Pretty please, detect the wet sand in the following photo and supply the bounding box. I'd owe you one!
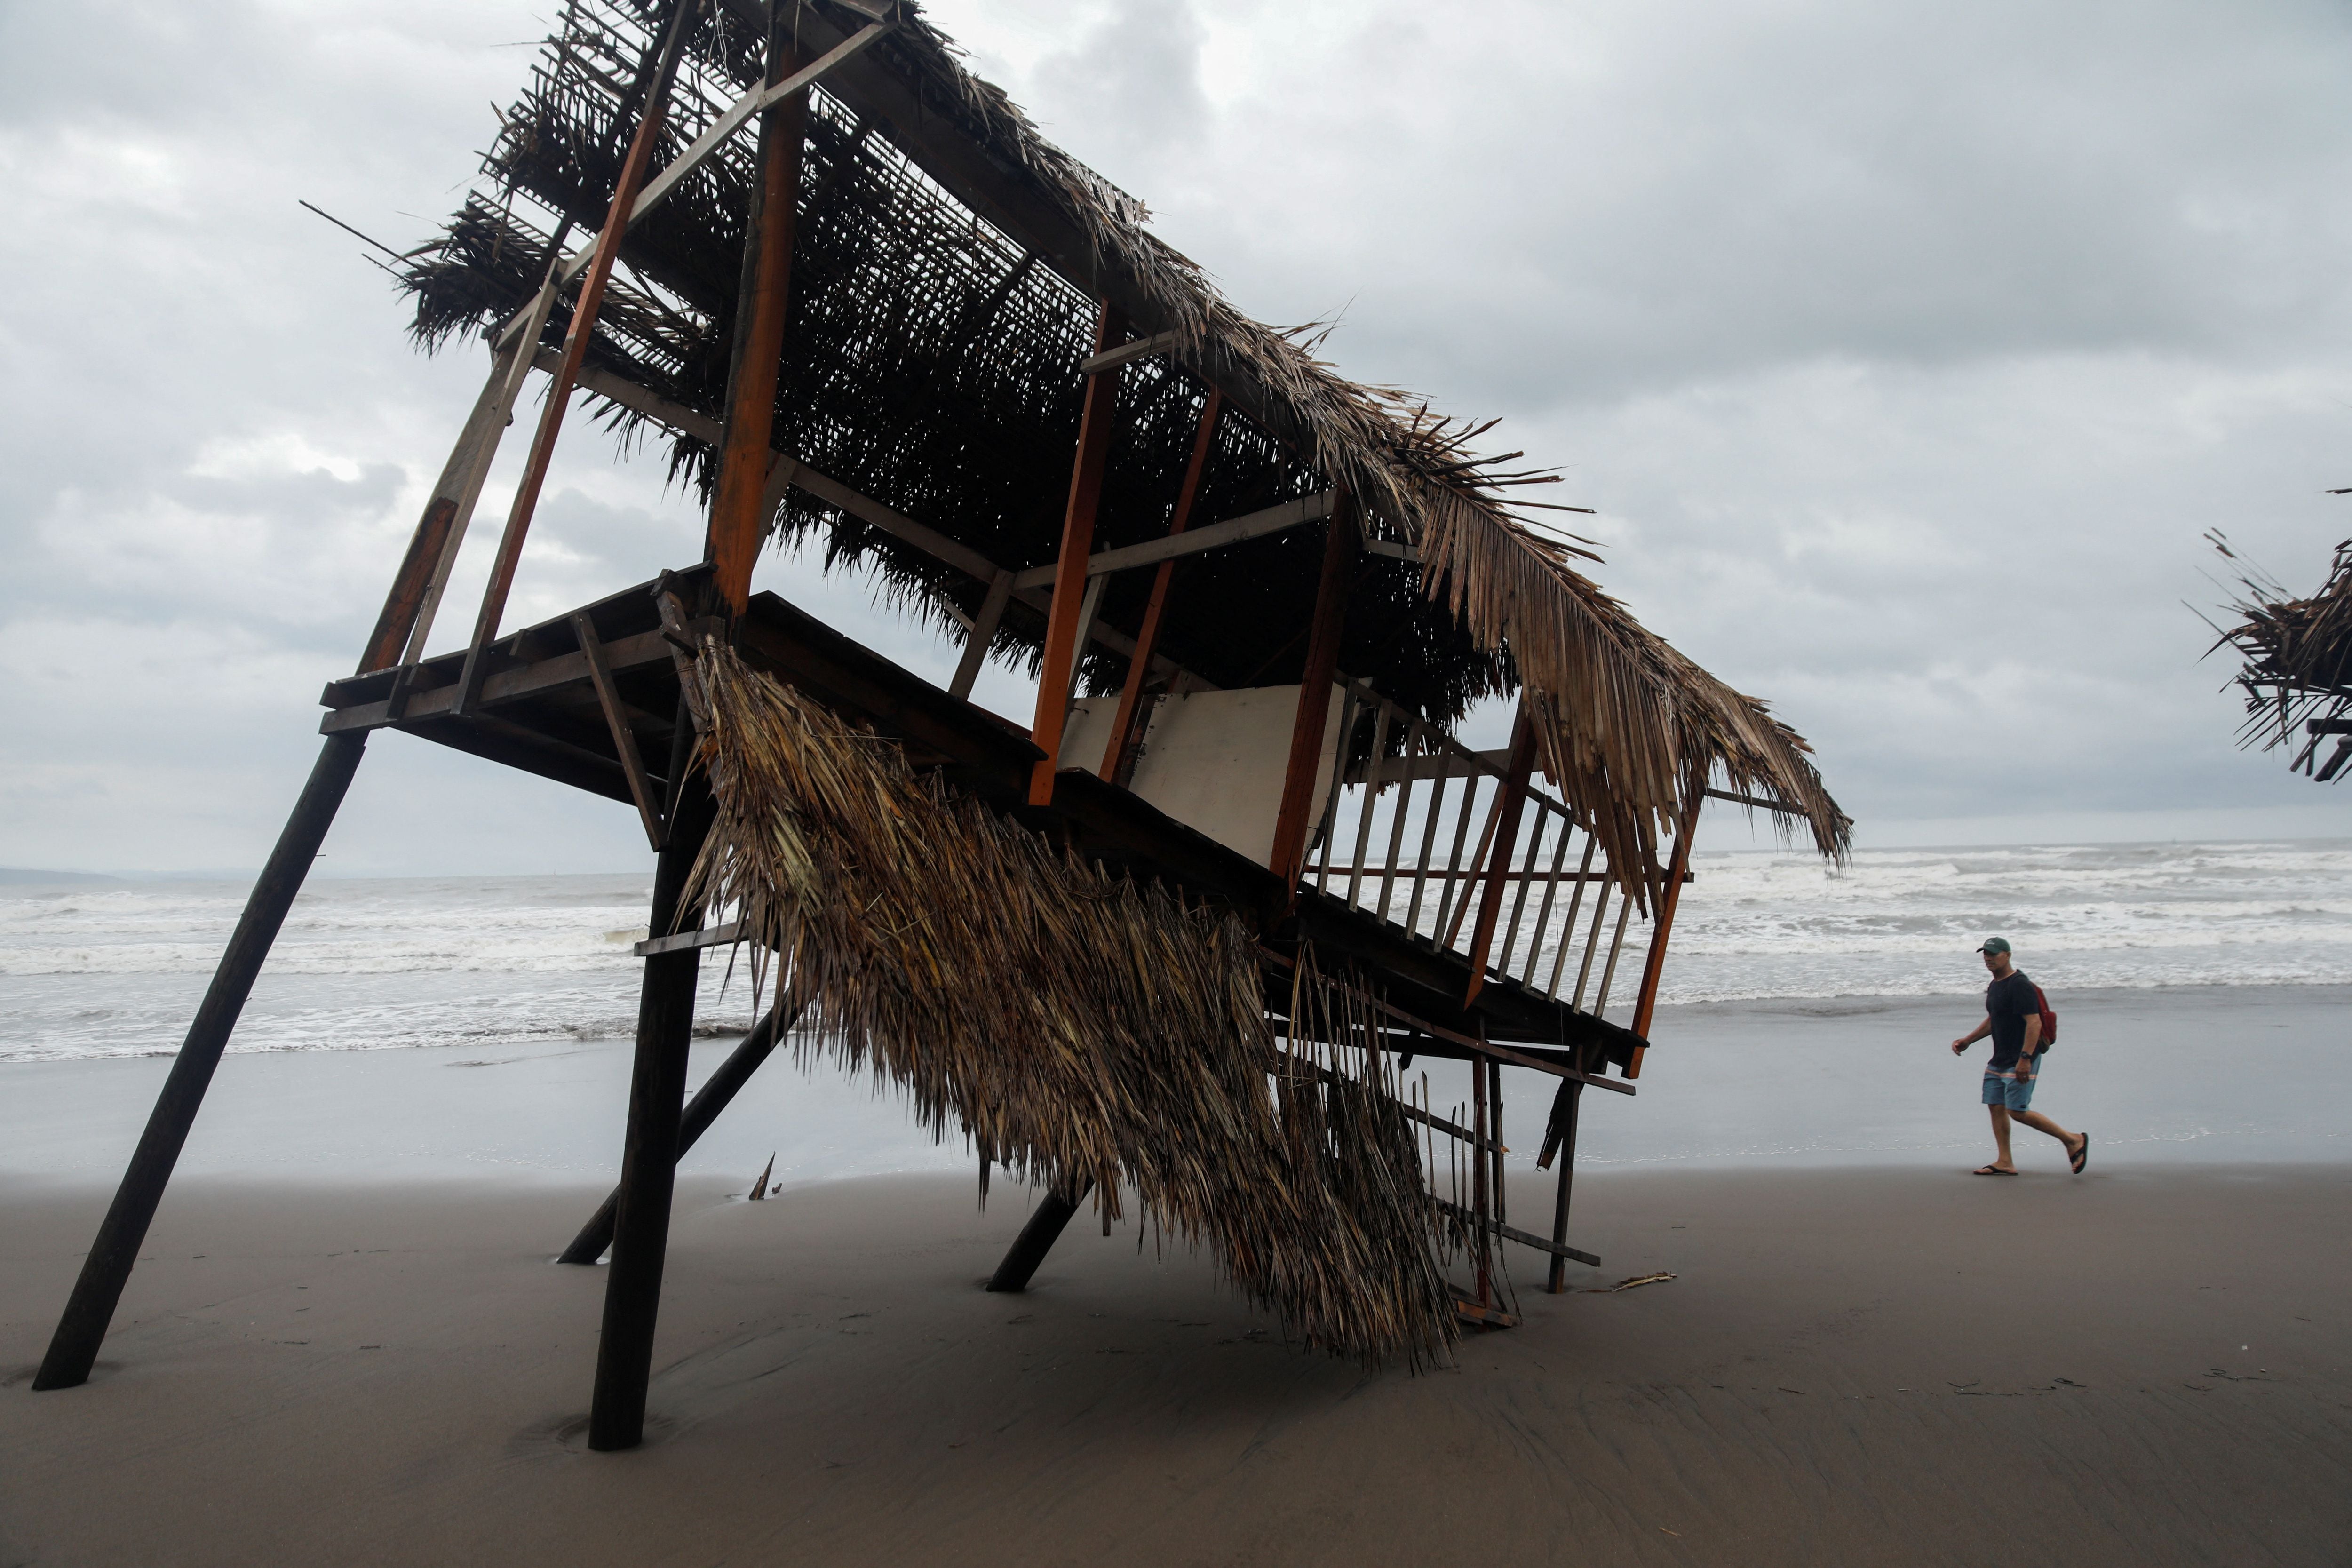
[4,1162,2345,1567]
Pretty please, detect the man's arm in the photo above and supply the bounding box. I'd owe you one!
[2015,1013,2042,1074]
[1951,1016,1990,1055]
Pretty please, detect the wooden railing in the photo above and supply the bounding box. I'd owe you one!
[1305,680,1645,1019]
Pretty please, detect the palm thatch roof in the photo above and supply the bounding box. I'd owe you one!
[2210,528,2352,775]
[398,0,1849,898]
[680,643,1460,1365]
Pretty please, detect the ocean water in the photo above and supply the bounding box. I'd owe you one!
[1,839,2347,1064]
[1665,837,2352,1004]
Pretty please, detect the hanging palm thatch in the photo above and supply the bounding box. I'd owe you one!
[2209,529,2352,777]
[399,0,1848,904]
[677,641,1458,1366]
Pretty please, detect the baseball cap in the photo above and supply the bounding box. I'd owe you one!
[1976,937,2011,955]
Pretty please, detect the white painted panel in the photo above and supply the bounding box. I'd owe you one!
[1060,685,1346,866]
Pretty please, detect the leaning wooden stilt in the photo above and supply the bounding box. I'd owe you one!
[556,995,803,1266]
[32,732,370,1391]
[986,1178,1096,1293]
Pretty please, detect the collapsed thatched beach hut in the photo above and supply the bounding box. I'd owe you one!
[2212,525,2352,780]
[34,0,1847,1449]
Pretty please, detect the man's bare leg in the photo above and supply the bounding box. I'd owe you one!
[1984,1104,2017,1172]
[2011,1106,2085,1161]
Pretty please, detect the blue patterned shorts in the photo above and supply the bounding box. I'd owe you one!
[1982,1055,2043,1112]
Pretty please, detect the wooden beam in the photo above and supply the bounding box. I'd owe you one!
[1059,575,1107,710]
[706,23,805,615]
[1363,746,1514,784]
[1007,490,1333,591]
[1436,1199,1601,1269]
[1267,492,1358,889]
[599,23,886,258]
[539,349,725,444]
[361,498,456,675]
[454,0,700,716]
[1265,950,1633,1093]
[633,921,745,957]
[573,613,667,848]
[389,326,544,685]
[788,461,1001,584]
[1102,390,1221,782]
[321,628,675,733]
[1029,303,1128,805]
[950,570,1014,700]
[1077,330,1177,376]
[516,352,1209,693]
[1460,707,1537,1007]
[1704,785,1808,817]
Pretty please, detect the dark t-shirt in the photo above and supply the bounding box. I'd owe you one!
[1985,970,2041,1069]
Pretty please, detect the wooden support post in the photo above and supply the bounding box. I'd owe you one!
[1470,1046,1493,1307]
[986,1178,1096,1293]
[1488,1058,1507,1227]
[1539,1076,1584,1294]
[1029,302,1127,804]
[587,776,714,1452]
[32,733,369,1391]
[1624,795,1702,1080]
[1268,489,1359,891]
[455,0,700,714]
[1460,707,1537,1006]
[558,994,803,1266]
[706,14,805,617]
[1100,390,1223,784]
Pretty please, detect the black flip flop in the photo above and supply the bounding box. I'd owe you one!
[1972,1164,2017,1176]
[2071,1133,2090,1175]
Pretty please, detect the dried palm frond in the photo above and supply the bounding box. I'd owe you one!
[678,643,1458,1366]
[2208,530,2352,772]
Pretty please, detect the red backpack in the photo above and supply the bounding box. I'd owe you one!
[2034,984,2058,1051]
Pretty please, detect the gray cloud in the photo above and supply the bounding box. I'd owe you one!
[2,0,2349,877]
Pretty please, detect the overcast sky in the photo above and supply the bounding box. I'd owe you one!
[2,0,2348,877]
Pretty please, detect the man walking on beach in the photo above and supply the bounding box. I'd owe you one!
[1950,938,2088,1176]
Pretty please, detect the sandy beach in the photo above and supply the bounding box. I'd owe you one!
[5,1155,2346,1567]
[5,981,2349,1565]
